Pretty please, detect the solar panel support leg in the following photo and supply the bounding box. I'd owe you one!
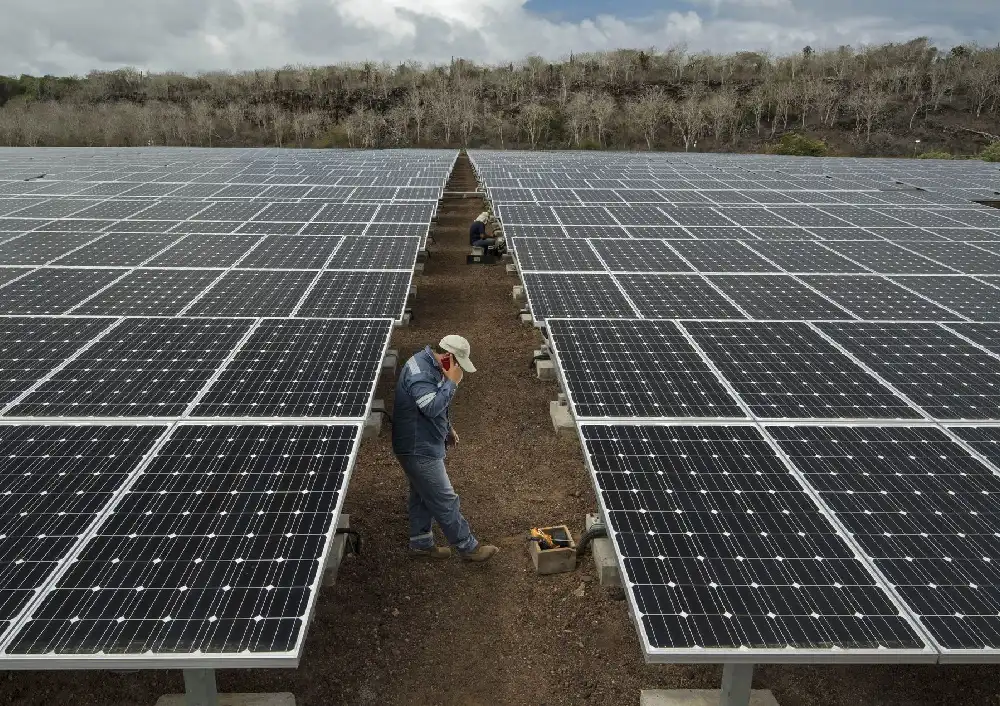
[719,663,753,706]
[183,669,218,706]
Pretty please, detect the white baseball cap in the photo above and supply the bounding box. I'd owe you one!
[439,334,476,373]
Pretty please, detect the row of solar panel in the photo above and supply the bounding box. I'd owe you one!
[0,268,411,318]
[504,225,1000,242]
[0,316,393,418]
[0,199,436,222]
[511,237,1000,275]
[0,184,443,200]
[0,233,420,268]
[520,272,1000,322]
[495,204,1000,229]
[545,318,1000,422]
[0,421,361,660]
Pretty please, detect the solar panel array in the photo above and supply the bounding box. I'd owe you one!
[470,149,1000,664]
[0,147,456,668]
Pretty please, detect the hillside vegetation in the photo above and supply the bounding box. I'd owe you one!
[1,39,999,157]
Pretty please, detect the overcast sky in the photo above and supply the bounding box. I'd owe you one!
[1,0,996,77]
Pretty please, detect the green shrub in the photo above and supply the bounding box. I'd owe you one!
[770,133,829,157]
[983,141,1000,162]
[917,150,952,159]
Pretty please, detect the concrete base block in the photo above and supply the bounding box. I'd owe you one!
[381,350,397,379]
[394,313,412,328]
[156,694,295,706]
[408,285,417,298]
[520,313,534,326]
[640,689,779,706]
[586,513,621,588]
[506,263,519,276]
[550,400,576,438]
[512,285,525,303]
[414,262,425,274]
[502,252,514,262]
[322,514,351,587]
[363,400,384,440]
[416,250,429,263]
[471,246,484,256]
[536,358,556,381]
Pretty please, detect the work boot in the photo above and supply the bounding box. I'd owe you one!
[409,546,452,560]
[460,544,499,563]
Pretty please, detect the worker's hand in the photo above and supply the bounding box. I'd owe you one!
[443,357,463,385]
[448,428,460,446]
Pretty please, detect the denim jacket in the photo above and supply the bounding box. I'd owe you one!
[391,346,457,459]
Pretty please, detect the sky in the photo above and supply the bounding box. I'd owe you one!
[0,0,996,77]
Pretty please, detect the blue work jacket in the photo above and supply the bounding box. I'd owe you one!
[392,346,457,459]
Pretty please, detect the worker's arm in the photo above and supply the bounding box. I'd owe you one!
[407,377,457,419]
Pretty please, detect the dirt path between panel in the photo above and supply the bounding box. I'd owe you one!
[1,154,995,706]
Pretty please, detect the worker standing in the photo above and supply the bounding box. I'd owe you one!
[469,212,506,255]
[391,335,499,562]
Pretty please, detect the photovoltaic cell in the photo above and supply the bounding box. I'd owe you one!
[7,423,360,656]
[581,424,927,654]
[548,319,743,418]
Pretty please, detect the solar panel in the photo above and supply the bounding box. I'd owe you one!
[185,271,316,318]
[588,239,693,273]
[771,425,1000,658]
[0,232,102,265]
[144,234,263,268]
[0,269,125,315]
[580,424,929,659]
[889,277,1000,322]
[617,274,745,319]
[190,319,392,418]
[816,322,1000,420]
[667,241,776,273]
[801,276,958,320]
[821,241,958,275]
[548,319,744,419]
[236,236,341,270]
[53,233,183,268]
[6,423,361,657]
[71,269,224,317]
[513,238,605,271]
[6,318,253,418]
[0,424,168,640]
[521,273,637,321]
[683,321,920,420]
[743,242,865,273]
[296,271,411,319]
[706,275,853,320]
[900,242,1000,275]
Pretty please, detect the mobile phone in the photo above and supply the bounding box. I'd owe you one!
[442,355,452,371]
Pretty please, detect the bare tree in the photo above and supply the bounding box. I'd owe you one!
[564,93,591,147]
[667,95,706,151]
[519,101,551,149]
[848,83,891,143]
[625,87,666,150]
[591,94,616,147]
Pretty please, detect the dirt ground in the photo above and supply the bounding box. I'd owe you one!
[1,155,998,706]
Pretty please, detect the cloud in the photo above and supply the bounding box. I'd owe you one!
[0,0,994,77]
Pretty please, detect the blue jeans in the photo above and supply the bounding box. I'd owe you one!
[472,238,496,250]
[396,454,478,554]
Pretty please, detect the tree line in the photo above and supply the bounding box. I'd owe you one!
[1,39,999,156]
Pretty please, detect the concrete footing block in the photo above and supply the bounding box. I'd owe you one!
[586,513,620,588]
[471,246,484,256]
[550,400,576,438]
[363,400,384,440]
[416,250,429,263]
[502,252,514,262]
[414,262,425,275]
[506,263,519,276]
[381,350,398,379]
[640,690,779,706]
[322,514,351,587]
[535,356,556,381]
[156,694,296,706]
[394,313,412,328]
[520,313,534,326]
[512,285,525,303]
